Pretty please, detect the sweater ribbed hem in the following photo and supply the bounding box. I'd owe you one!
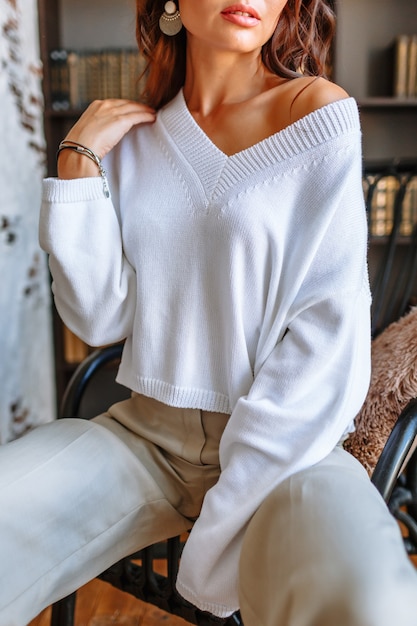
[116,372,232,414]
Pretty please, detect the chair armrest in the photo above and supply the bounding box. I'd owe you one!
[371,397,417,502]
[59,343,124,418]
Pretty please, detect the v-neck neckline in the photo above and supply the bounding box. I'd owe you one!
[164,89,357,158]
[158,89,359,203]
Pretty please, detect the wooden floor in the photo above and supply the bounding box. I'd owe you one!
[28,577,191,626]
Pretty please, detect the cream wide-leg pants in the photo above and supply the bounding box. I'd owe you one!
[0,393,416,626]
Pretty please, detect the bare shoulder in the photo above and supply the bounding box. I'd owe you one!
[288,76,350,123]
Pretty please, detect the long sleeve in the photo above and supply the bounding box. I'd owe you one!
[39,176,136,346]
[177,286,371,616]
[176,148,372,616]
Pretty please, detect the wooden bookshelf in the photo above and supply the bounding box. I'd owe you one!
[333,0,417,161]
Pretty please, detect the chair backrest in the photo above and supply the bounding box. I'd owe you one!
[59,343,129,418]
[361,161,417,553]
[364,159,417,336]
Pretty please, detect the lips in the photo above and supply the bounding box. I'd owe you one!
[221,4,261,22]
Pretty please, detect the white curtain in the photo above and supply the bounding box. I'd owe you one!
[0,0,56,442]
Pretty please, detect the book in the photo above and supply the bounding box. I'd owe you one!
[370,176,399,236]
[401,175,417,236]
[407,35,417,98]
[393,34,410,98]
[120,49,147,100]
[392,34,417,98]
[67,50,81,109]
[49,48,70,110]
[85,51,101,104]
[102,49,122,99]
[364,166,417,238]
[48,47,147,110]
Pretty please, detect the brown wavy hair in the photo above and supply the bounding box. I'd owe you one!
[135,0,336,110]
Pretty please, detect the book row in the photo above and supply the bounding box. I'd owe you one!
[364,171,417,238]
[393,34,417,98]
[48,48,147,111]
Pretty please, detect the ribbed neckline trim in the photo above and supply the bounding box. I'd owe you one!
[160,88,360,186]
[159,90,360,203]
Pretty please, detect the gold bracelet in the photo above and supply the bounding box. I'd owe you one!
[57,140,110,198]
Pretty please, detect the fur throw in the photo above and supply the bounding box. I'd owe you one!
[344,307,417,476]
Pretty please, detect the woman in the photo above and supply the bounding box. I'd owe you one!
[1,1,417,624]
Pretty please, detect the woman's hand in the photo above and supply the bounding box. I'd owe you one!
[57,99,156,180]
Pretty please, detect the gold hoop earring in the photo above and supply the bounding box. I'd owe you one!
[159,1,183,36]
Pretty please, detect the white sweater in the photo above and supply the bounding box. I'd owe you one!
[40,89,371,617]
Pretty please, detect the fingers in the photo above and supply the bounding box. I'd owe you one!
[63,98,157,160]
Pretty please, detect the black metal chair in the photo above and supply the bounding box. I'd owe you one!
[50,159,417,626]
[362,158,417,557]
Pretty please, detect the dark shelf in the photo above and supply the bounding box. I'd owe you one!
[359,97,417,110]
[45,108,83,119]
[369,236,414,245]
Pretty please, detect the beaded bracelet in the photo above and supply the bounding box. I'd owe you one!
[57,140,110,198]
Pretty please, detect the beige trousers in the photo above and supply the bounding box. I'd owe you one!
[239,446,417,626]
[0,393,416,626]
